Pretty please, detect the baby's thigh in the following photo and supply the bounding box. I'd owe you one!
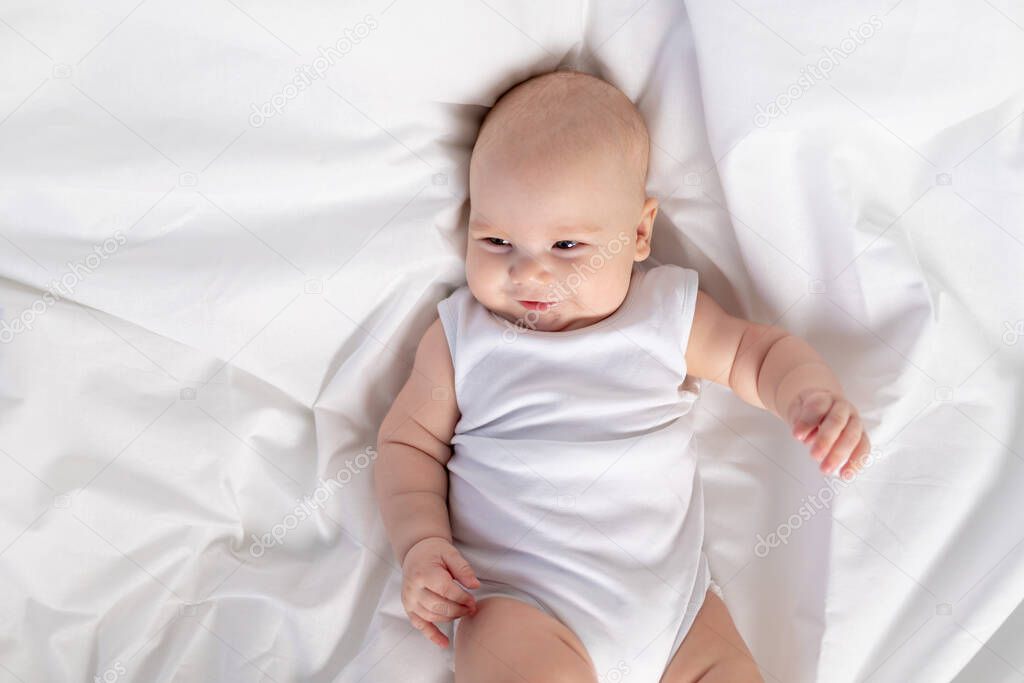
[453,596,597,683]
[659,591,763,683]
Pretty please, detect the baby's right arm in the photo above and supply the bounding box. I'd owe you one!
[374,317,459,564]
[374,317,479,647]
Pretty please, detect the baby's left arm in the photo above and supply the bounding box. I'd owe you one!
[685,290,871,480]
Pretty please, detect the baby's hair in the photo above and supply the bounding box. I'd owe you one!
[472,68,651,203]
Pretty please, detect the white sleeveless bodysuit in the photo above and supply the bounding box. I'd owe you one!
[435,262,718,681]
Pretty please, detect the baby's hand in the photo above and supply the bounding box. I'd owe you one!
[787,388,871,480]
[400,536,480,648]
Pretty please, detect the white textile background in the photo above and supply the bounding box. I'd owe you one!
[0,1,1022,681]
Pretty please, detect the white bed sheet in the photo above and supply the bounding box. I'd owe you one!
[1,1,1022,682]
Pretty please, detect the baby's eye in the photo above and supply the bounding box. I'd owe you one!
[554,240,580,250]
[485,238,510,247]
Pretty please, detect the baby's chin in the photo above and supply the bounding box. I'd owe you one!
[498,303,629,333]
[489,304,575,332]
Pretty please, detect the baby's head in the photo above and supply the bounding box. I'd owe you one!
[466,69,658,332]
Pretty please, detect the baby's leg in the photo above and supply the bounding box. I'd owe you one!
[453,596,597,683]
[659,590,764,683]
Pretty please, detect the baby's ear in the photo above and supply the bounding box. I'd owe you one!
[634,196,658,260]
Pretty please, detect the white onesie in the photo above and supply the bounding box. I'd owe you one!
[435,261,719,682]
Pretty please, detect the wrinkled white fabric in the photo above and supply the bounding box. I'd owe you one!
[435,263,711,681]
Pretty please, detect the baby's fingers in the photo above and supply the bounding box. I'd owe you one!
[419,587,476,621]
[839,433,872,480]
[820,414,862,475]
[409,612,449,648]
[790,391,834,441]
[810,402,851,464]
[441,545,481,590]
[430,576,478,613]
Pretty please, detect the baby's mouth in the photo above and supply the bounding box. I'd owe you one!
[516,299,559,311]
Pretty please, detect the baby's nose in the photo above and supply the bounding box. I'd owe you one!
[509,256,553,285]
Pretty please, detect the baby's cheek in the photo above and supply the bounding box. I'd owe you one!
[466,254,503,295]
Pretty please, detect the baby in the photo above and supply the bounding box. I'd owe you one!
[374,70,871,683]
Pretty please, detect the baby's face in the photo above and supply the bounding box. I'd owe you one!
[466,142,657,333]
